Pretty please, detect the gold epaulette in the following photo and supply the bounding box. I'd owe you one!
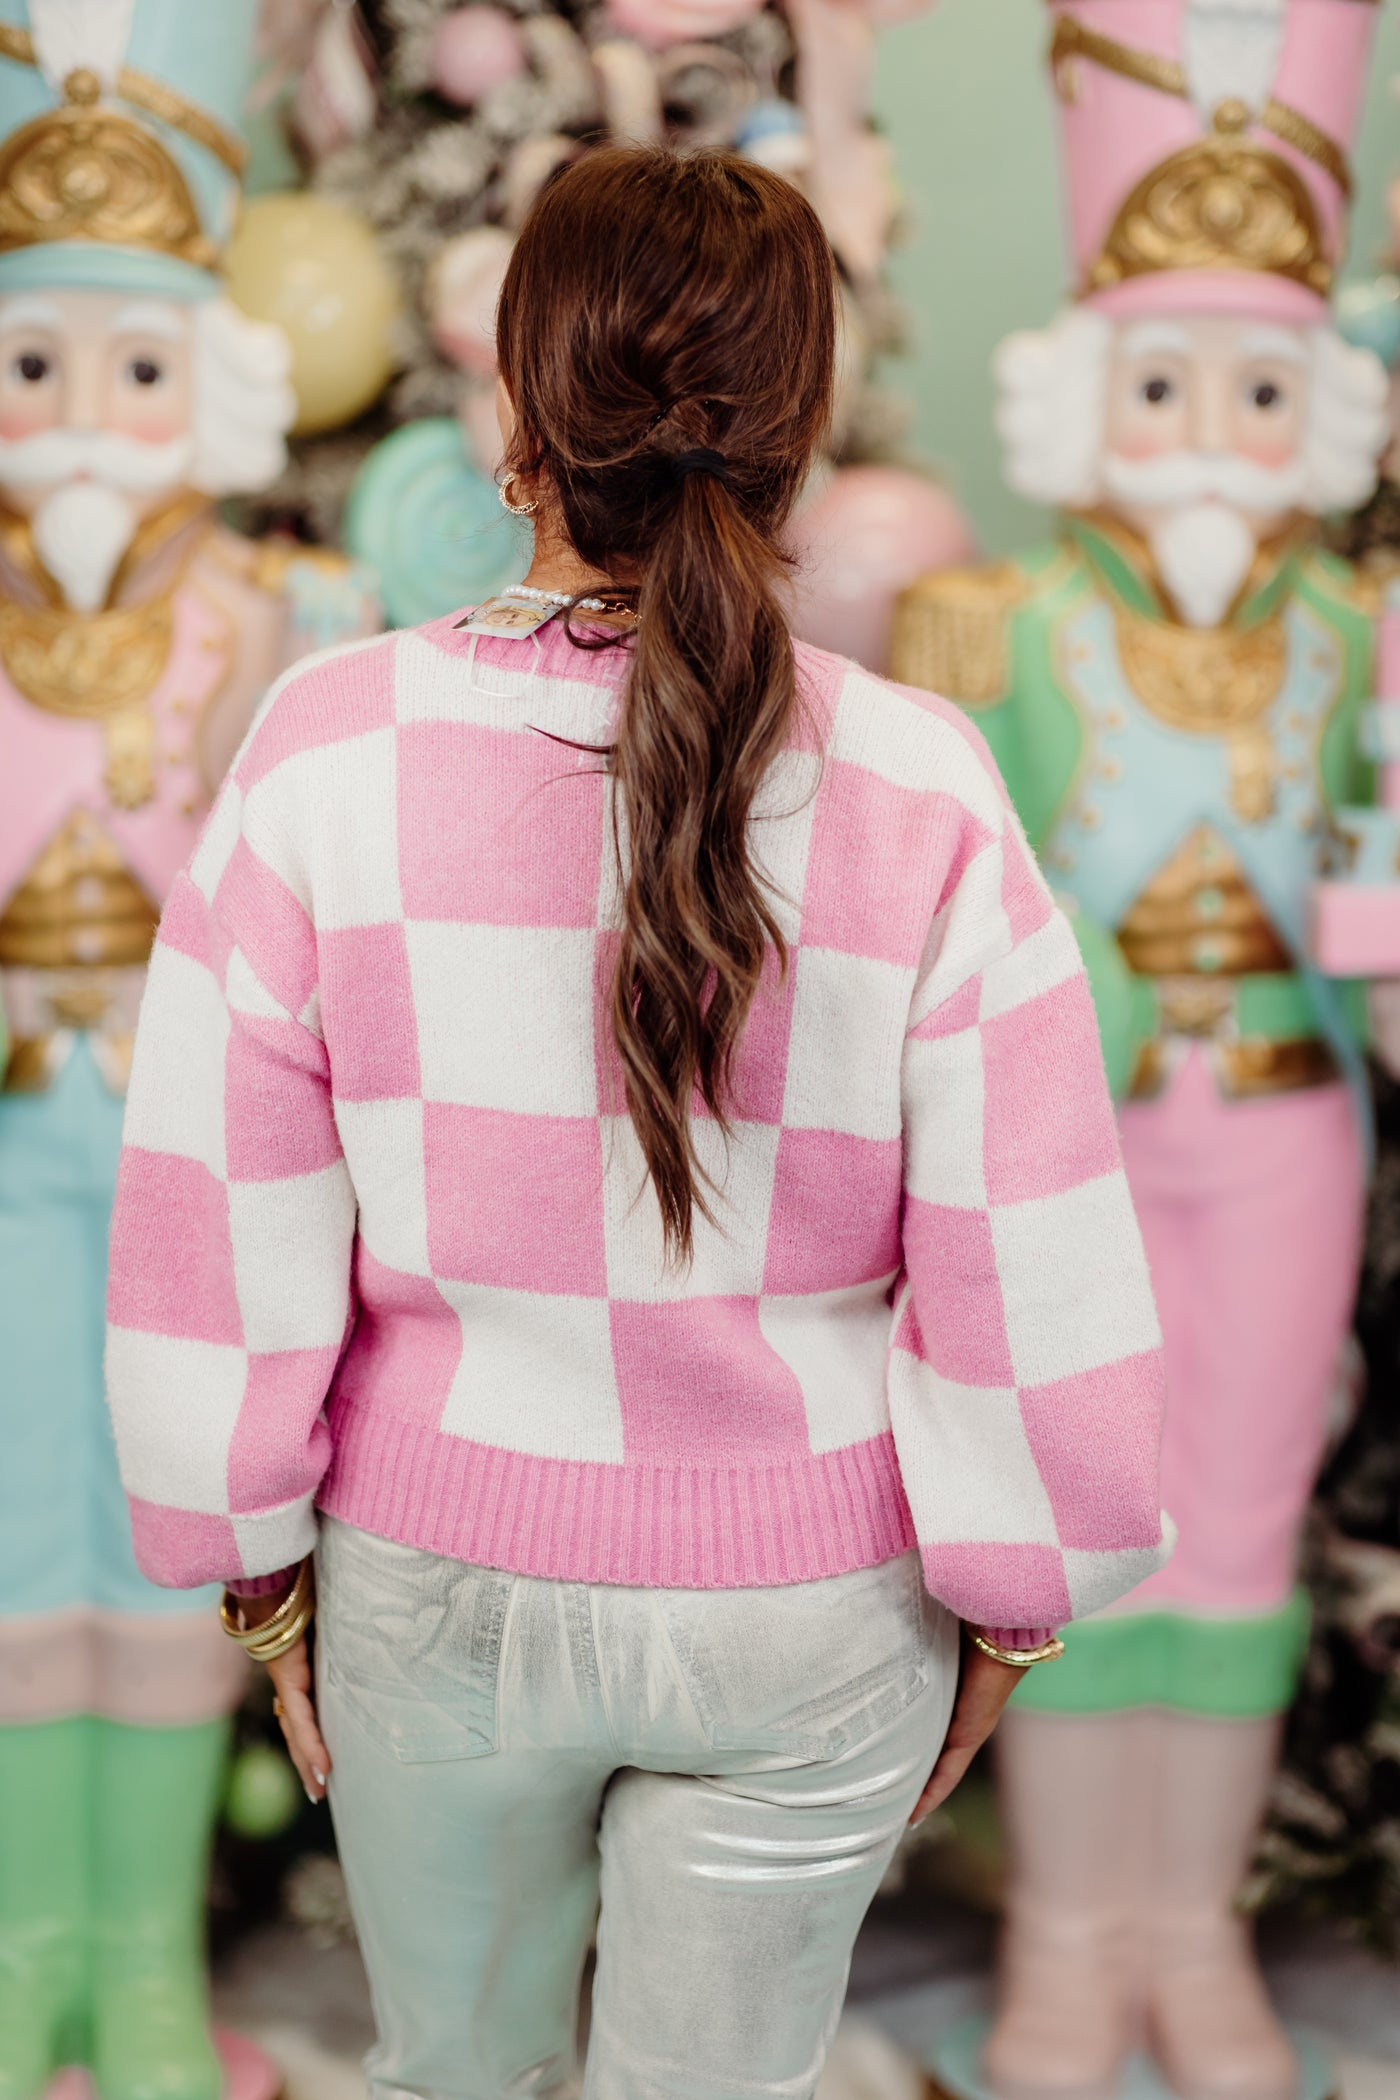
[890,562,1029,707]
[1340,548,1400,620]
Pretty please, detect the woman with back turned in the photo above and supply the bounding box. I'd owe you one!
[105,149,1170,2100]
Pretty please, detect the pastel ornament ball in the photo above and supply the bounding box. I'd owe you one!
[605,0,765,52]
[787,464,976,674]
[428,225,516,380]
[432,6,529,105]
[223,1741,302,1841]
[225,193,401,436]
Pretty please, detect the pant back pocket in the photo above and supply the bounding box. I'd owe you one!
[658,1551,943,1763]
[316,1520,510,1764]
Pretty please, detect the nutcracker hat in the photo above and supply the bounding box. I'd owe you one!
[0,0,258,302]
[1047,0,1379,322]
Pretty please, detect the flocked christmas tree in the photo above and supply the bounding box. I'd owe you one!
[239,0,972,663]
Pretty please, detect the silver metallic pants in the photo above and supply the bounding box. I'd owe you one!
[315,1518,958,2100]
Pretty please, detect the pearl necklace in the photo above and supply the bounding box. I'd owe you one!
[501,582,636,618]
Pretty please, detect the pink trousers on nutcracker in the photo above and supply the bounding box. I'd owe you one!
[984,1050,1366,2100]
[1119,1047,1364,1624]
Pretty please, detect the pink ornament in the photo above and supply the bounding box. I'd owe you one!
[786,465,976,674]
[426,225,515,379]
[604,0,763,53]
[432,6,528,106]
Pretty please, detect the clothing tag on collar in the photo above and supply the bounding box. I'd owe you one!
[454,596,561,639]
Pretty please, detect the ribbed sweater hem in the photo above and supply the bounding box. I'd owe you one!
[318,1405,917,1590]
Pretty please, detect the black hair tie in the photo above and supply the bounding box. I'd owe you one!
[670,448,730,485]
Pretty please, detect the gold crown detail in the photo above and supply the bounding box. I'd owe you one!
[0,28,244,269]
[1087,107,1331,299]
[1051,16,1346,300]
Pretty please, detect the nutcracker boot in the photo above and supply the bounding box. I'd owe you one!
[0,1719,90,2098]
[983,1709,1151,2100]
[1145,1713,1296,2100]
[90,1719,228,2100]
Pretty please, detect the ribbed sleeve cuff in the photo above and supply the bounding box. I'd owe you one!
[225,1565,301,1599]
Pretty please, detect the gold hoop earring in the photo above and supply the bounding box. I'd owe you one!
[498,472,538,518]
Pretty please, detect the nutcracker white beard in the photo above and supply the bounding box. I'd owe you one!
[0,431,195,613]
[1132,500,1258,631]
[0,294,294,613]
[1100,450,1307,629]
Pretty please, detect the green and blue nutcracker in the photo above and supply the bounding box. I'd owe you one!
[894,4,1399,2096]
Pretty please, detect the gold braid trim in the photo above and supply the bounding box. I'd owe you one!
[1053,15,1189,103]
[1051,16,1352,200]
[1260,99,1352,203]
[0,23,245,177]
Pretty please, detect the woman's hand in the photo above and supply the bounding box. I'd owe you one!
[909,1633,1023,1826]
[235,1585,332,1807]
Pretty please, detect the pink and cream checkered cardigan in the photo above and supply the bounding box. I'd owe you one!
[105,611,1169,1632]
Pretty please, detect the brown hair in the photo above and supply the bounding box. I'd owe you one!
[497,148,837,1260]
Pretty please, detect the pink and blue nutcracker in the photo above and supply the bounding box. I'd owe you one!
[0,5,374,2097]
[896,3,1400,2095]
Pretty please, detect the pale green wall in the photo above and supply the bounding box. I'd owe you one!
[873,0,1400,556]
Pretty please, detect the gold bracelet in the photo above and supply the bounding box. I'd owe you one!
[220,1558,313,1651]
[239,1598,316,1664]
[968,1631,1067,1668]
[219,1558,310,1645]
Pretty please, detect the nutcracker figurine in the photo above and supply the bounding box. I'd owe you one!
[893,5,1393,2096]
[0,6,374,2098]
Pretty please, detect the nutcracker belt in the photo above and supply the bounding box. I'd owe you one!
[1131,970,1339,1100]
[0,964,145,1095]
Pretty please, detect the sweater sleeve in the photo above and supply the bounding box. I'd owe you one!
[890,770,1171,1632]
[105,783,356,1591]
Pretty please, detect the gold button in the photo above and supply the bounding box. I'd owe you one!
[1212,97,1250,135]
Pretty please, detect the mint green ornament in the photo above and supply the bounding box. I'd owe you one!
[223,1741,301,1842]
[345,417,533,630]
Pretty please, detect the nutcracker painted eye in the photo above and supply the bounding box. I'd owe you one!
[13,351,49,383]
[127,357,164,387]
[1142,376,1173,406]
[1249,380,1284,410]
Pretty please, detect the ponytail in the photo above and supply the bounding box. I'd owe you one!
[496,147,837,1261]
[611,462,796,1260]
